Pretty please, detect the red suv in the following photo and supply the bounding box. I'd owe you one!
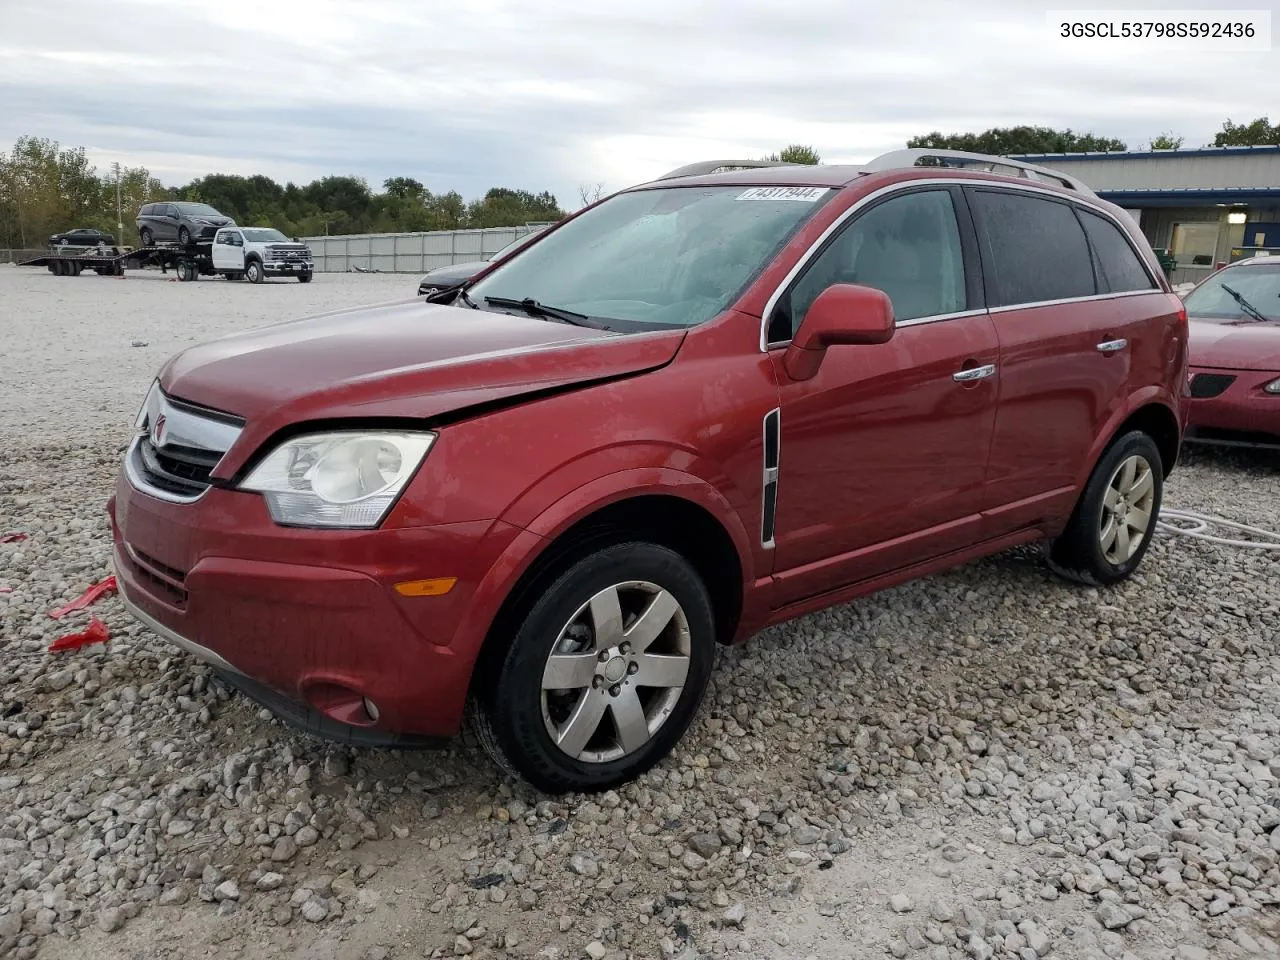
[109,149,1188,792]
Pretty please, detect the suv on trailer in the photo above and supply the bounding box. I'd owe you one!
[137,201,236,246]
[212,227,314,283]
[110,149,1187,793]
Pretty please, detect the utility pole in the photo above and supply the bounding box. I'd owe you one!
[113,162,123,240]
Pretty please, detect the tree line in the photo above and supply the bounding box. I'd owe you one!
[0,136,566,250]
[3,117,1276,248]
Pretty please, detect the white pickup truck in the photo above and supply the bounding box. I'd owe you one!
[211,227,314,283]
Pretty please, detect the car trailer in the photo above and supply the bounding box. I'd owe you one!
[20,241,216,282]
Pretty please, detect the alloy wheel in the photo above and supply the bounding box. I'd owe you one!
[1099,454,1155,564]
[540,580,691,763]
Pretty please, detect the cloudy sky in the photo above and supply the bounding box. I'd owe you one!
[2,0,1275,207]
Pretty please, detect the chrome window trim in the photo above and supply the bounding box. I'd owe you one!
[985,288,1159,315]
[758,177,1161,351]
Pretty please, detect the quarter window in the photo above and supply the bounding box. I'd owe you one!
[773,189,966,340]
[969,190,1096,307]
[1079,210,1157,293]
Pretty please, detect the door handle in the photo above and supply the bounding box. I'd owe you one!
[1096,338,1128,353]
[953,363,996,382]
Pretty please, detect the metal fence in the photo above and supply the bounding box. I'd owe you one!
[300,224,551,274]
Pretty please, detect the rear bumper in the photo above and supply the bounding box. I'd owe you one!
[109,470,522,739]
[1186,366,1280,446]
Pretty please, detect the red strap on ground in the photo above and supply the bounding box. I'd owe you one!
[0,533,28,543]
[48,575,118,619]
[49,618,110,652]
[0,586,11,594]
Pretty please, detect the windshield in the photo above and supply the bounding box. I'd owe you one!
[177,203,222,217]
[243,228,288,242]
[1183,263,1280,323]
[467,185,834,330]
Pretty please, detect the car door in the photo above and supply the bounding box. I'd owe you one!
[966,188,1149,535]
[765,185,1000,606]
[156,204,178,241]
[212,230,237,270]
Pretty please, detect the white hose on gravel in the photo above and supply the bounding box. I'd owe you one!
[1156,507,1280,551]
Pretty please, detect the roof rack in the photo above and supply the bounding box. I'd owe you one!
[655,159,799,180]
[861,148,1097,196]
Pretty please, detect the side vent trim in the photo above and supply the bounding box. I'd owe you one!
[761,408,780,548]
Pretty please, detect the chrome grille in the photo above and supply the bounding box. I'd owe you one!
[266,246,312,263]
[127,388,244,503]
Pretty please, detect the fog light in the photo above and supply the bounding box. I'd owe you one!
[362,697,380,723]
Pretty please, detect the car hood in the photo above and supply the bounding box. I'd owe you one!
[420,261,486,286]
[1189,318,1280,371]
[158,299,685,476]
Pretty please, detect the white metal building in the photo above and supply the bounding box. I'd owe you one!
[1008,145,1280,285]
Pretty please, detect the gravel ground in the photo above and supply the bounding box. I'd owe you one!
[1,263,1279,960]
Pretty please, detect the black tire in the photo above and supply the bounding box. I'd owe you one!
[471,542,716,793]
[245,260,263,284]
[71,261,82,276]
[1047,430,1164,586]
[298,271,312,283]
[178,226,191,246]
[139,228,153,247]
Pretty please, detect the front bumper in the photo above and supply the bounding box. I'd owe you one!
[1186,366,1280,448]
[109,469,520,740]
[263,261,313,273]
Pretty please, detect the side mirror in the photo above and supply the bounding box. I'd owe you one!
[782,283,894,381]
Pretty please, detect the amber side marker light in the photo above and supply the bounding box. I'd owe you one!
[394,577,457,597]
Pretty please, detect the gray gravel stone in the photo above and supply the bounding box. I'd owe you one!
[889,894,914,914]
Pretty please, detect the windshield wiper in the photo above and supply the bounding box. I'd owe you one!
[483,296,605,329]
[457,287,479,309]
[1219,282,1271,323]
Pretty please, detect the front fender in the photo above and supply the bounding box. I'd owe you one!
[515,465,756,584]
[448,465,757,697]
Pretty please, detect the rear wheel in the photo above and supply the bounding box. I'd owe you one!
[245,260,263,284]
[1047,430,1163,586]
[472,542,715,793]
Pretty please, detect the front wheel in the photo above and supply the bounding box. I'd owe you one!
[472,542,715,793]
[1047,430,1163,586]
[178,226,191,245]
[245,260,263,284]
[139,228,153,247]
[298,271,312,283]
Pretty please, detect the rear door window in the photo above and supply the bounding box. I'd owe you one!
[968,190,1097,307]
[1078,210,1157,293]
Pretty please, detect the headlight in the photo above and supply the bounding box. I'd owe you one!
[240,431,435,528]
[1265,377,1280,395]
[134,379,160,431]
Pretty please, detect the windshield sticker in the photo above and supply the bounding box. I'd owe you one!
[735,186,828,202]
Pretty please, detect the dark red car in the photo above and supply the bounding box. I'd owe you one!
[110,149,1188,792]
[1184,256,1280,449]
